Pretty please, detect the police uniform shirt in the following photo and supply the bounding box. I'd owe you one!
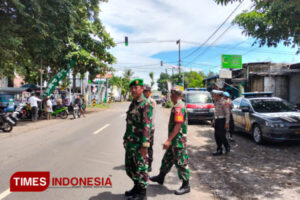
[214,98,230,124]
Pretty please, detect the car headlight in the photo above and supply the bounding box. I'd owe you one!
[265,121,285,128]
[209,108,215,113]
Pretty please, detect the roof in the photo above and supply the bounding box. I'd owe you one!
[203,75,219,81]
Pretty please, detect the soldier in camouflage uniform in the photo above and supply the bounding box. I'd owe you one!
[124,78,153,200]
[143,85,156,172]
[150,87,190,195]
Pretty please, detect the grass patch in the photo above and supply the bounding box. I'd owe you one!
[87,103,110,109]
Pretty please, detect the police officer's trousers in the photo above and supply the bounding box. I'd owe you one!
[214,118,230,150]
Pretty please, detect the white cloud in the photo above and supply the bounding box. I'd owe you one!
[99,0,254,86]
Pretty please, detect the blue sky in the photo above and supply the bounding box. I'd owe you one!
[99,0,300,87]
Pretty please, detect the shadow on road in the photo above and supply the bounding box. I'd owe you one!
[89,192,124,200]
[113,165,125,170]
[188,125,300,199]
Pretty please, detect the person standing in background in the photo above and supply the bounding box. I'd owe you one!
[223,92,234,141]
[46,97,53,120]
[28,93,41,121]
[143,85,156,172]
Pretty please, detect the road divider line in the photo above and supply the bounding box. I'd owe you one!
[0,189,11,200]
[93,124,110,135]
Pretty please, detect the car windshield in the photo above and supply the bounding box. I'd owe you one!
[152,95,160,99]
[187,93,213,104]
[250,99,297,113]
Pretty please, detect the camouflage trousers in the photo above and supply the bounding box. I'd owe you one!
[160,146,190,181]
[148,129,155,169]
[125,146,148,189]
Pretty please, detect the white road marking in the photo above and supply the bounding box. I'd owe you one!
[0,189,11,200]
[93,124,110,135]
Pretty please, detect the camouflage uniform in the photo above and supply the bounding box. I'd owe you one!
[124,95,153,189]
[159,100,190,181]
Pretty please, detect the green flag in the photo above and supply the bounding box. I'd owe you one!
[42,59,76,98]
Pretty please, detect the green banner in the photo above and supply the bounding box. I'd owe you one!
[222,55,242,69]
[42,59,76,98]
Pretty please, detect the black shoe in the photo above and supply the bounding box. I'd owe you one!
[128,188,146,200]
[175,180,190,195]
[225,147,230,154]
[148,166,152,173]
[125,184,138,197]
[212,149,223,156]
[149,172,165,185]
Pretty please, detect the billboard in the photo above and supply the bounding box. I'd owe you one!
[222,55,242,69]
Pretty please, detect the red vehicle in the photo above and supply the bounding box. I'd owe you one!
[184,88,214,123]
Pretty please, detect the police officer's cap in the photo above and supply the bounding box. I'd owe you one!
[171,87,183,95]
[144,84,151,91]
[212,90,224,96]
[129,78,144,87]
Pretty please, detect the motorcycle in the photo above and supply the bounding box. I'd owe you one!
[42,105,69,119]
[0,113,14,132]
[72,104,81,119]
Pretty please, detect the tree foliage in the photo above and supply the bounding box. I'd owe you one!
[0,0,115,83]
[215,0,300,53]
[157,71,206,94]
[149,72,155,87]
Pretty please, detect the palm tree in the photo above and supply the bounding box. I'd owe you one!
[123,69,134,80]
[149,72,154,87]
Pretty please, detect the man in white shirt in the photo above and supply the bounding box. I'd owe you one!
[143,85,157,172]
[28,93,41,121]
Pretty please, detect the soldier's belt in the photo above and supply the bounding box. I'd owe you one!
[215,116,225,119]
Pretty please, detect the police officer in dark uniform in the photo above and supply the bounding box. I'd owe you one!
[211,90,230,156]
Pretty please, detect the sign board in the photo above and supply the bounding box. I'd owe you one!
[222,55,242,69]
[219,69,232,79]
[215,79,224,89]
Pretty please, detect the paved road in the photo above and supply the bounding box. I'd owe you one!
[0,103,212,200]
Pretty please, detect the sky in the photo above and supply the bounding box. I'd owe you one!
[99,0,300,88]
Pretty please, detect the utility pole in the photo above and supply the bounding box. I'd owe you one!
[176,39,181,74]
[40,58,43,97]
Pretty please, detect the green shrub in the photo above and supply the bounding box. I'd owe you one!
[164,100,173,108]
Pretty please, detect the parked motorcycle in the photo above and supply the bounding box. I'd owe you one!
[41,106,69,119]
[0,113,14,132]
[72,104,81,119]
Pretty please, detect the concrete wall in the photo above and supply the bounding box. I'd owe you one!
[289,74,300,104]
[251,76,264,92]
[274,76,288,100]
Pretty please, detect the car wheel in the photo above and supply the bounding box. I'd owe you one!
[252,124,264,144]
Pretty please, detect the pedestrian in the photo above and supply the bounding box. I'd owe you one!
[74,95,85,117]
[50,96,57,111]
[150,87,190,195]
[143,84,156,172]
[45,97,53,120]
[28,93,41,121]
[123,79,153,200]
[81,95,86,113]
[223,92,234,141]
[211,90,231,156]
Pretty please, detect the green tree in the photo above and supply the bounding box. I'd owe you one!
[149,72,155,87]
[0,0,115,84]
[185,71,204,88]
[215,0,300,53]
[157,73,170,95]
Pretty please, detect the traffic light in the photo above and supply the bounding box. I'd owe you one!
[125,36,128,46]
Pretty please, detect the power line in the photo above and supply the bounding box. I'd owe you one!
[181,0,244,60]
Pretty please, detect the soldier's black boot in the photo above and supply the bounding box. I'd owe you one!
[149,172,165,185]
[174,180,190,195]
[212,148,223,156]
[225,146,230,154]
[128,186,146,200]
[125,182,138,197]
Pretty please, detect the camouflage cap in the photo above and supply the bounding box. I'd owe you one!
[171,87,183,95]
[144,84,151,91]
[129,78,144,87]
